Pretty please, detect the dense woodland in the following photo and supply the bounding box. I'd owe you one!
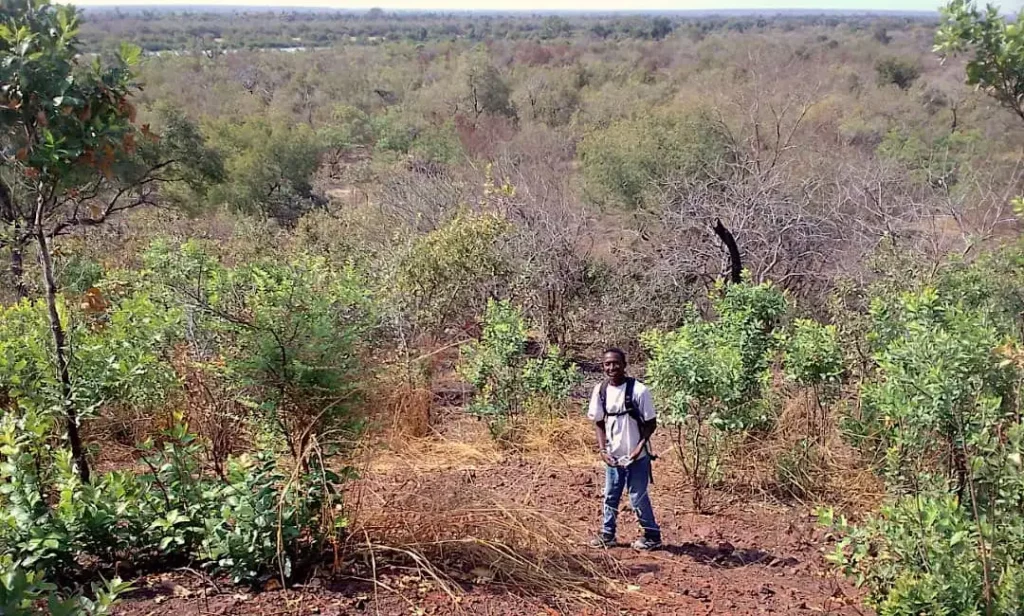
[5,1,1024,614]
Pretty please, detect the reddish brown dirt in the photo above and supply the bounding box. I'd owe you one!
[112,449,870,616]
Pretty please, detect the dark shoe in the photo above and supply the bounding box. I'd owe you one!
[631,536,662,551]
[590,535,615,548]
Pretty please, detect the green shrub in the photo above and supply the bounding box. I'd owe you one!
[458,299,580,445]
[204,118,323,221]
[821,415,1024,615]
[643,280,787,511]
[874,56,921,90]
[783,319,845,441]
[822,266,1024,615]
[391,211,513,338]
[578,110,730,209]
[0,557,129,616]
[0,292,180,423]
[857,288,1013,489]
[142,240,374,461]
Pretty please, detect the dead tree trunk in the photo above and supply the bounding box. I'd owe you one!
[35,200,89,483]
[712,219,742,284]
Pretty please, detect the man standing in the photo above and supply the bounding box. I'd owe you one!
[588,348,662,550]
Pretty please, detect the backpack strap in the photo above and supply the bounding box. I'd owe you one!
[599,378,646,428]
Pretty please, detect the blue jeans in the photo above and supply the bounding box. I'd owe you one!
[601,455,661,541]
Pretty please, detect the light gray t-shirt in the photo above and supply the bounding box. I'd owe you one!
[587,380,656,464]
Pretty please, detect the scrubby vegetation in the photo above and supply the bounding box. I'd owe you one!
[4,0,1024,613]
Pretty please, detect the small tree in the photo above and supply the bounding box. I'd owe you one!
[457,299,579,446]
[0,0,219,481]
[874,56,922,90]
[643,280,787,511]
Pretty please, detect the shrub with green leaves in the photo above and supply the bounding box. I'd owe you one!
[821,270,1024,615]
[142,240,374,461]
[0,290,180,423]
[783,319,844,441]
[0,556,129,616]
[0,408,347,588]
[643,280,787,511]
[821,409,1024,615]
[856,288,1013,489]
[458,299,580,444]
[390,211,513,339]
[874,56,921,90]
[578,110,730,209]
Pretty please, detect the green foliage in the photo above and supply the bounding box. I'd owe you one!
[371,107,417,154]
[643,280,787,510]
[936,0,1024,121]
[821,249,1024,614]
[578,110,730,209]
[142,240,374,458]
[874,56,921,90]
[461,54,516,119]
[0,557,129,616]
[783,319,844,392]
[458,299,580,444]
[0,0,139,185]
[410,121,463,165]
[0,408,346,588]
[877,127,982,187]
[857,288,1013,488]
[821,414,1024,615]
[204,118,322,220]
[0,292,180,420]
[320,105,375,150]
[200,452,348,584]
[391,211,513,336]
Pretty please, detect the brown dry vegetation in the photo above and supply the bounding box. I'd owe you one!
[6,6,1024,616]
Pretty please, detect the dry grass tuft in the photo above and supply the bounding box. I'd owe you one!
[723,392,885,513]
[344,472,623,609]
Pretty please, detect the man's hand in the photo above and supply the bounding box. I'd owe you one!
[627,442,645,462]
[601,452,617,467]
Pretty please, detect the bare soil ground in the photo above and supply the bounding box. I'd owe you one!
[111,427,870,616]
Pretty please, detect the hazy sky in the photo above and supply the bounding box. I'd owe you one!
[69,0,1019,12]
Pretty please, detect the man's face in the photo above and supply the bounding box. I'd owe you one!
[603,352,625,382]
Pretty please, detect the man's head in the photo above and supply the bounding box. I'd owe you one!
[602,348,627,384]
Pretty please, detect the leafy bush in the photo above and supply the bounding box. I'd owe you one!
[643,280,787,510]
[821,268,1024,615]
[874,56,921,90]
[857,288,1013,489]
[578,110,730,209]
[390,211,513,338]
[0,408,347,588]
[0,557,129,616]
[783,319,844,441]
[458,299,580,445]
[142,240,374,461]
[0,291,180,424]
[821,412,1024,615]
[204,118,323,221]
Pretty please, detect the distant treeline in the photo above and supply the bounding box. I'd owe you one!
[78,8,937,52]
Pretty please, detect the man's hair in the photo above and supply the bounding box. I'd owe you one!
[603,347,627,365]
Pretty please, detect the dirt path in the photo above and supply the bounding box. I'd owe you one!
[112,449,869,616]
